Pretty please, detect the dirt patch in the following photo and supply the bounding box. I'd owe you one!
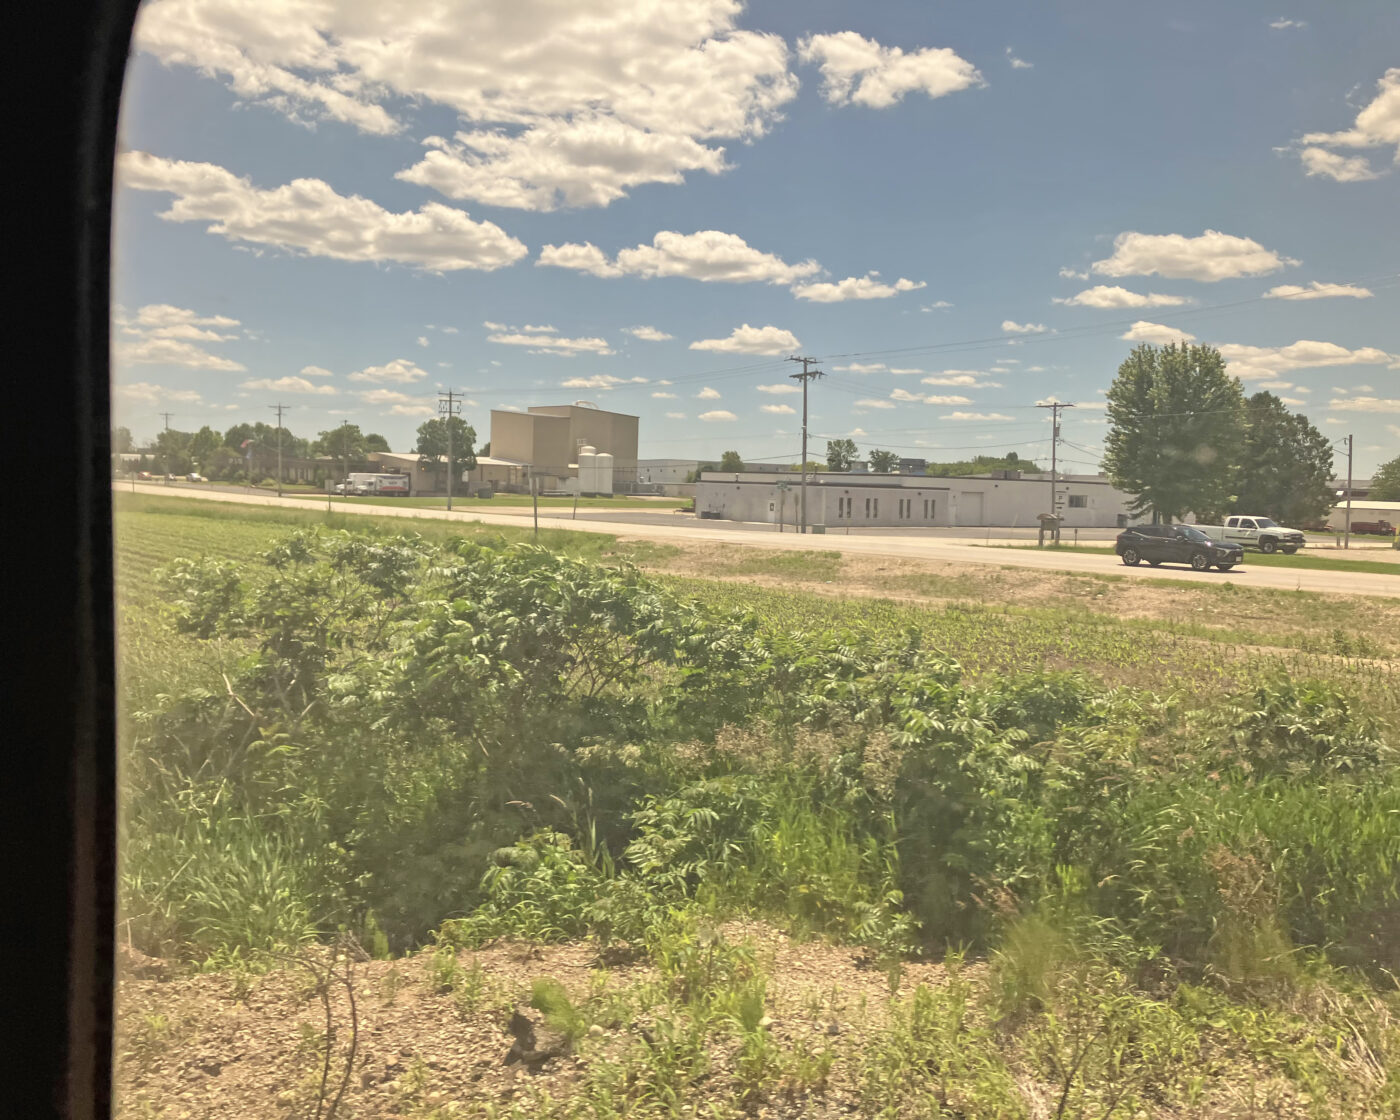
[113,928,960,1120]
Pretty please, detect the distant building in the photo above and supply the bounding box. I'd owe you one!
[637,459,699,496]
[489,402,639,492]
[369,451,529,495]
[696,469,1143,529]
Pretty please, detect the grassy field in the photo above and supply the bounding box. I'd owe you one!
[982,541,1400,576]
[111,495,1400,1119]
[281,491,689,510]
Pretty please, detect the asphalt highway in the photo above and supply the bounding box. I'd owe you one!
[117,482,1400,599]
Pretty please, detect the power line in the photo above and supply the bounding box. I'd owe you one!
[1037,400,1075,522]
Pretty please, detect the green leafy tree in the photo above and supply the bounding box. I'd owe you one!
[415,415,478,488]
[153,429,194,474]
[868,449,900,473]
[111,426,134,454]
[1371,454,1400,502]
[1103,343,1244,522]
[479,440,491,457]
[207,446,244,481]
[922,455,1045,477]
[314,424,369,478]
[826,438,858,472]
[719,450,744,472]
[188,426,220,472]
[364,432,391,453]
[1231,392,1334,524]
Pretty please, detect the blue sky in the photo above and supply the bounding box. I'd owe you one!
[112,0,1399,474]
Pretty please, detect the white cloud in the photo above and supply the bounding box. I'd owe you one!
[1269,18,1307,30]
[354,389,426,405]
[625,326,674,341]
[540,230,820,285]
[1293,67,1400,181]
[833,362,887,373]
[798,32,983,109]
[299,365,334,378]
[1005,47,1032,69]
[114,381,203,405]
[855,398,896,409]
[665,411,686,419]
[761,403,796,414]
[416,336,429,347]
[1002,320,1047,334]
[890,388,972,404]
[487,325,613,356]
[689,324,800,355]
[1058,267,1089,280]
[699,409,737,422]
[651,391,678,399]
[922,394,974,405]
[347,358,429,384]
[1219,340,1396,381]
[117,151,527,272]
[791,274,926,302]
[1387,424,1400,438]
[115,304,247,370]
[1053,285,1189,309]
[1264,281,1374,300]
[561,374,640,390]
[941,411,1013,421]
[1121,321,1197,344]
[1279,397,1307,406]
[116,337,245,371]
[920,373,983,387]
[535,242,623,278]
[134,0,799,211]
[1297,147,1382,182]
[696,387,722,400]
[240,376,337,395]
[921,300,953,311]
[1327,397,1400,413]
[388,404,437,417]
[756,383,801,394]
[1091,229,1297,281]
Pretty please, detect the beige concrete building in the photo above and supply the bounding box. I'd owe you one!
[488,402,639,491]
[369,451,529,495]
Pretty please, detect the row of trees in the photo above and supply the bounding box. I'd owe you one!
[114,422,390,481]
[1102,343,1348,524]
[706,447,1044,477]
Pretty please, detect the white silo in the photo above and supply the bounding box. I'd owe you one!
[594,451,614,496]
[577,445,597,496]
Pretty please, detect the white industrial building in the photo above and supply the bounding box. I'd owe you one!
[695,470,1144,529]
[1326,499,1400,531]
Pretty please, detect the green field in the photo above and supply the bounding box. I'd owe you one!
[987,540,1400,576]
[112,496,1400,1119]
[282,491,688,510]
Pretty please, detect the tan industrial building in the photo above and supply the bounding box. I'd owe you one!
[369,451,528,495]
[489,402,639,491]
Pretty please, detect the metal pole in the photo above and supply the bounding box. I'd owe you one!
[1036,400,1074,545]
[439,389,460,511]
[787,356,823,534]
[532,474,539,538]
[268,403,286,498]
[1344,434,1353,550]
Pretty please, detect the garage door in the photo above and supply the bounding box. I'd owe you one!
[958,491,984,526]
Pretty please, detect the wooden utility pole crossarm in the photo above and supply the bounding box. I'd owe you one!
[787,356,824,534]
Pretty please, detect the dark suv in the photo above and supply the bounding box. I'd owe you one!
[1115,524,1243,572]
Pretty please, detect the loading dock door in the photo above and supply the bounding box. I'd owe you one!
[958,491,984,526]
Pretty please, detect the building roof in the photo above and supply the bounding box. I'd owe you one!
[1340,499,1400,512]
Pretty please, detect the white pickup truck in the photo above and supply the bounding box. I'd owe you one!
[1194,515,1306,554]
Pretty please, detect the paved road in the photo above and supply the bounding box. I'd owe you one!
[117,482,1400,599]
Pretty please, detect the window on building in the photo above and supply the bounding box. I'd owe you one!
[1068,494,1088,509]
[873,498,879,518]
[864,497,871,517]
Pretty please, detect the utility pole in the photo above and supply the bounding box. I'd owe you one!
[158,412,174,431]
[1036,400,1074,542]
[787,356,824,534]
[439,389,460,511]
[269,403,288,497]
[1344,433,1354,551]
